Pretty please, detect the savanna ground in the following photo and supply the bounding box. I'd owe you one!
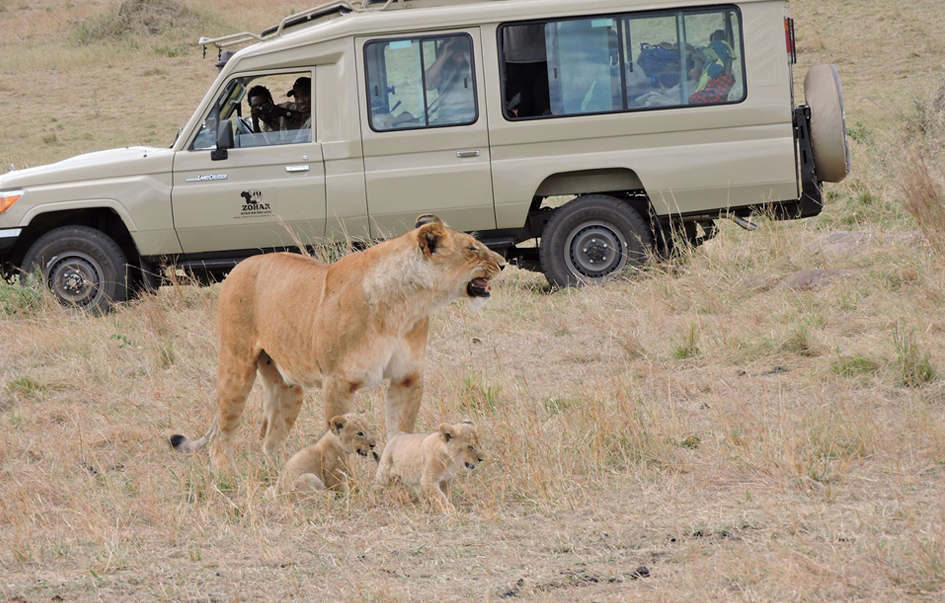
[2,0,945,601]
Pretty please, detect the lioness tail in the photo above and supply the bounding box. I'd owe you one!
[169,417,218,453]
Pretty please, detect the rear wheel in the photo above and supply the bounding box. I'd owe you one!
[20,226,128,313]
[539,195,652,287]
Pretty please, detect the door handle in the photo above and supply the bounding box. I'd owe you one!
[285,164,310,173]
[456,150,481,159]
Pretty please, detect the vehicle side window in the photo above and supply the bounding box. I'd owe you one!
[365,34,478,131]
[191,72,313,150]
[500,7,745,120]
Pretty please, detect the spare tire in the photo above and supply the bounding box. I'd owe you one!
[804,64,851,183]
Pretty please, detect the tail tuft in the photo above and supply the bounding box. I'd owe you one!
[169,434,187,450]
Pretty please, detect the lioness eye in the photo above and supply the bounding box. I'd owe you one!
[468,246,477,251]
[358,432,364,437]
[468,445,475,451]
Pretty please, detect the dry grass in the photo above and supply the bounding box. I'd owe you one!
[2,0,945,601]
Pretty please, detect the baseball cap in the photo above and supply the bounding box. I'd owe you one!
[287,77,311,97]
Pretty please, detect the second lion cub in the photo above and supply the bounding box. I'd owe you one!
[375,420,485,512]
[270,413,376,497]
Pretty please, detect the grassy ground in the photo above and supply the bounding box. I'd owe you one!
[2,0,945,601]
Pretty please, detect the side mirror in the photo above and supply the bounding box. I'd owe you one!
[212,120,233,161]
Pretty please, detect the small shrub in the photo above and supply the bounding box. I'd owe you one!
[672,322,700,360]
[6,377,46,399]
[152,43,185,57]
[781,322,819,357]
[460,372,501,413]
[0,278,47,316]
[831,352,881,378]
[543,396,579,415]
[900,153,945,256]
[892,323,938,387]
[72,0,202,45]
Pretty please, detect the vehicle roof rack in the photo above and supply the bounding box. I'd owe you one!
[360,0,498,10]
[198,1,355,54]
[361,0,407,9]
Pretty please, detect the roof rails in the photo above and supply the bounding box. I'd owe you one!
[360,0,504,10]
[362,0,407,9]
[198,1,355,53]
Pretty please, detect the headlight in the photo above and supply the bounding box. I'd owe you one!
[0,189,24,213]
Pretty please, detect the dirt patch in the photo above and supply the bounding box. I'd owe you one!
[807,231,920,256]
[780,268,864,290]
[499,567,650,598]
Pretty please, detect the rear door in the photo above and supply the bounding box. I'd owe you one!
[357,28,495,237]
[172,70,327,253]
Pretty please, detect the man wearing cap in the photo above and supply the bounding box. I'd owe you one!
[251,76,311,133]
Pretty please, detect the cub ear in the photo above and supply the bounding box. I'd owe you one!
[418,222,447,257]
[330,416,346,434]
[415,214,443,228]
[438,423,453,442]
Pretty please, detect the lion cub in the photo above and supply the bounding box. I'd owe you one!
[270,414,376,498]
[375,420,485,512]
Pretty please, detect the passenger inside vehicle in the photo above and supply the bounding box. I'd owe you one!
[688,30,737,104]
[628,29,737,108]
[501,23,550,118]
[425,37,476,124]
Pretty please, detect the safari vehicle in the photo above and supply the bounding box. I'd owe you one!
[0,0,849,311]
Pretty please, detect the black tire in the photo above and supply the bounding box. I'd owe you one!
[20,226,129,313]
[539,195,652,287]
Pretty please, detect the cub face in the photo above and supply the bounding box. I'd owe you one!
[438,420,485,471]
[415,215,505,305]
[330,414,377,458]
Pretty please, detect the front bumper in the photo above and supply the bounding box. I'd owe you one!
[0,228,21,258]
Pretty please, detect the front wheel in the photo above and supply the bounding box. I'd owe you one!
[20,225,128,313]
[538,195,652,287]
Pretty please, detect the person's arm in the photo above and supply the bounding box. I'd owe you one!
[273,103,307,126]
[425,41,458,90]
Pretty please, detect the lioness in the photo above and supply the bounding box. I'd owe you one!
[375,420,485,512]
[170,216,504,471]
[268,413,376,497]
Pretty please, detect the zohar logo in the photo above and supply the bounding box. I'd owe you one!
[238,190,272,218]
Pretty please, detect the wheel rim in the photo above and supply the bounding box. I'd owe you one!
[45,252,106,307]
[564,220,628,280]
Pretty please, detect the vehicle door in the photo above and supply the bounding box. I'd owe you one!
[172,70,327,254]
[357,29,495,237]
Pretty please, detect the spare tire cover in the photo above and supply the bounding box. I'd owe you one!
[804,64,851,183]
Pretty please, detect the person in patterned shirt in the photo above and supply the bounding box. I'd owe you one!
[689,33,736,105]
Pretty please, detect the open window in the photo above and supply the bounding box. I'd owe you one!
[191,71,313,151]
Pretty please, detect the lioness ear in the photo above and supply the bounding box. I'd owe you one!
[415,214,443,228]
[418,223,447,257]
[330,416,346,434]
[438,423,453,442]
[460,419,474,426]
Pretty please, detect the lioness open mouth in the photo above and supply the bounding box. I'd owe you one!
[467,277,492,298]
[464,462,476,470]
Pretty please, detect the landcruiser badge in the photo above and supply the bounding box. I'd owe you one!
[238,190,272,219]
[185,173,228,182]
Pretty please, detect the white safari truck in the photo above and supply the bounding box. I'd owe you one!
[0,0,849,311]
